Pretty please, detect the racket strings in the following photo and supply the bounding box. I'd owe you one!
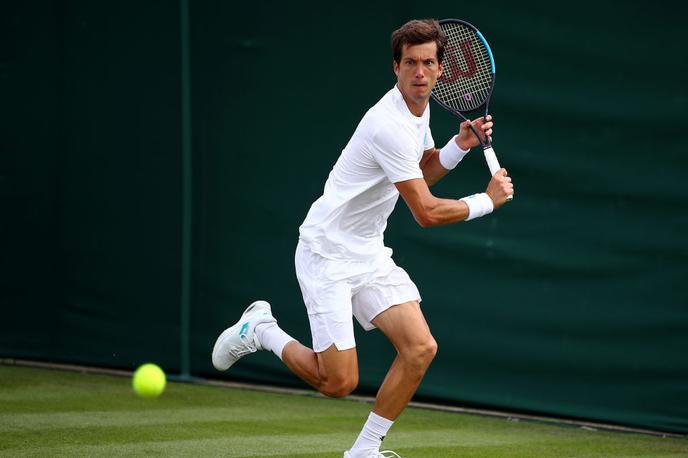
[434,23,493,112]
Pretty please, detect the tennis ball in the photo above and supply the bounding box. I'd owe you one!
[132,363,166,398]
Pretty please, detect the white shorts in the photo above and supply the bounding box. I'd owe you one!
[294,241,421,353]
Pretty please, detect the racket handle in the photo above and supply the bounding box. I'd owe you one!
[484,146,513,202]
[483,146,501,176]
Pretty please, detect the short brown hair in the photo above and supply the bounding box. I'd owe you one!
[391,19,447,64]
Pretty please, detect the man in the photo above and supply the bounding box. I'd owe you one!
[212,19,514,458]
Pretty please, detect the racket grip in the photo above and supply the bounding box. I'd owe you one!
[484,146,513,202]
[483,146,501,176]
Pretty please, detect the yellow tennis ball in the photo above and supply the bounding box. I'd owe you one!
[132,363,166,398]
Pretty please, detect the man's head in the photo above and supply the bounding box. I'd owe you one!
[391,19,447,66]
[391,19,447,110]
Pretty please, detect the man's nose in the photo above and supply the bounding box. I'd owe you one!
[415,63,425,78]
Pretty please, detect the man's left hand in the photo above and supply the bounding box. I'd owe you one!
[455,115,493,150]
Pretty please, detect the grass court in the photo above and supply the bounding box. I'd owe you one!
[1,365,685,457]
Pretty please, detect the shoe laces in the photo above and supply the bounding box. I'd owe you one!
[228,334,256,359]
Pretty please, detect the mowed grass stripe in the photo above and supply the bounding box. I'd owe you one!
[2,412,532,449]
[0,368,370,418]
[6,429,687,458]
[0,429,527,457]
[404,446,688,458]
[4,419,686,458]
[0,407,363,432]
[2,418,361,447]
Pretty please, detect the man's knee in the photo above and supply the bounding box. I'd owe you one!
[402,336,438,369]
[418,336,439,364]
[320,374,359,398]
[315,345,358,398]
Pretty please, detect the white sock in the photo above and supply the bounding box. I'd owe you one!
[255,322,295,360]
[349,411,394,457]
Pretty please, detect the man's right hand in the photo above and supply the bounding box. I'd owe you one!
[486,169,514,209]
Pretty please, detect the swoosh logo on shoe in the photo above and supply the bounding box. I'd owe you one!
[240,322,249,337]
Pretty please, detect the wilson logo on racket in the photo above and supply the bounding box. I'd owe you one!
[440,40,478,83]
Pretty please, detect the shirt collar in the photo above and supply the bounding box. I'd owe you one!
[392,84,429,124]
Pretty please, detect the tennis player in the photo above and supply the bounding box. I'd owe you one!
[212,19,514,458]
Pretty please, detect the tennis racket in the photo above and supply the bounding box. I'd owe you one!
[431,18,512,201]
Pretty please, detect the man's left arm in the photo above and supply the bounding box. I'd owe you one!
[420,115,494,186]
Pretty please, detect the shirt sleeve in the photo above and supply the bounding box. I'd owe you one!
[371,125,424,184]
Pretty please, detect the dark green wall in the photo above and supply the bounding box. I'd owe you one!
[2,0,687,434]
[2,0,183,368]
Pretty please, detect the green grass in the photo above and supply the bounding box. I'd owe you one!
[1,365,685,457]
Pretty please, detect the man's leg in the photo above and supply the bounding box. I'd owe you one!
[346,300,436,457]
[212,300,359,398]
[281,341,359,398]
[370,300,437,419]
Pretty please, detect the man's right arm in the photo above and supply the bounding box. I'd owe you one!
[395,170,514,227]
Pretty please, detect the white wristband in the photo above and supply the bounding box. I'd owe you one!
[439,136,470,170]
[460,193,494,221]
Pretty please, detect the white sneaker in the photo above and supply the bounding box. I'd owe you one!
[212,300,276,371]
[343,451,401,458]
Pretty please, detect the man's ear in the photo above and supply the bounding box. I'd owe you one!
[438,61,443,78]
[393,60,399,77]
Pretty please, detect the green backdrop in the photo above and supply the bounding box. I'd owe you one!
[2,0,687,435]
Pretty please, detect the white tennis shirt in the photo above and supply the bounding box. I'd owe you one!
[299,85,435,261]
